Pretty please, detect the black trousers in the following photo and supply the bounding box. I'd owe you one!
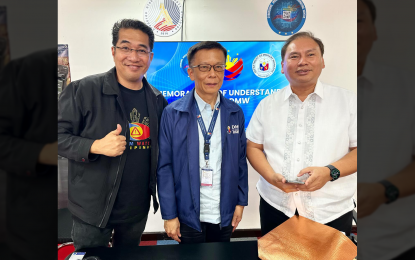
[259,196,353,237]
[179,222,233,244]
[393,247,415,260]
[71,215,148,251]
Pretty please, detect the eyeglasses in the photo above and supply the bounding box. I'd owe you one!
[190,64,226,72]
[114,46,152,56]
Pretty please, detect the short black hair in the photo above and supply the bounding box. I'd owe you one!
[187,41,227,66]
[112,19,155,51]
[360,0,376,22]
[281,31,324,61]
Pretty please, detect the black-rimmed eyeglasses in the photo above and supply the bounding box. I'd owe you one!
[190,64,226,72]
[114,46,152,56]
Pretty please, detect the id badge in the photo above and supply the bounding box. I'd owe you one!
[201,164,213,187]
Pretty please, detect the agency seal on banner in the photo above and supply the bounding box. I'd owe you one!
[144,0,183,37]
[267,0,306,36]
[252,53,276,78]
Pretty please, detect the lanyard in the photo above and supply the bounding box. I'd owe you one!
[194,100,221,163]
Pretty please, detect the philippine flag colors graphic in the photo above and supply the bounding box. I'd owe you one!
[129,123,150,141]
[225,51,243,81]
[260,61,269,71]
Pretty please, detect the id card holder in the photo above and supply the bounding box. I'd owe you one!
[201,163,213,187]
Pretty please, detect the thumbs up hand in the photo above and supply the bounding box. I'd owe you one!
[111,124,122,136]
[90,124,127,157]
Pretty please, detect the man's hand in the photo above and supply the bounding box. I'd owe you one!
[38,141,58,165]
[232,205,244,232]
[164,217,181,242]
[247,140,297,193]
[297,167,331,192]
[90,124,126,157]
[357,183,386,219]
[272,172,298,193]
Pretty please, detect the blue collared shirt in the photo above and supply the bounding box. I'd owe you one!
[194,91,222,224]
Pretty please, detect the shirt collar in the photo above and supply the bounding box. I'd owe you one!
[194,90,220,111]
[359,59,376,85]
[284,80,324,101]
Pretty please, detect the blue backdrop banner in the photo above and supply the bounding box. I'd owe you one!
[147,41,289,129]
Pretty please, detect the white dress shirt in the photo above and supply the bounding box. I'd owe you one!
[194,91,222,224]
[246,80,357,224]
[358,60,415,260]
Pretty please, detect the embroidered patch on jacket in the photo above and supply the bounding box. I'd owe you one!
[232,125,239,134]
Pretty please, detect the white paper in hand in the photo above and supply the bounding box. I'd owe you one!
[69,252,86,260]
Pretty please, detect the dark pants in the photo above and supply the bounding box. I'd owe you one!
[393,247,415,260]
[260,196,353,237]
[71,215,148,251]
[179,222,233,244]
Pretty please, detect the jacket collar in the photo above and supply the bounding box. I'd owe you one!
[175,88,240,113]
[102,67,162,97]
[194,90,220,111]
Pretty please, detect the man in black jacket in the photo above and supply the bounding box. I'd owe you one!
[58,19,167,250]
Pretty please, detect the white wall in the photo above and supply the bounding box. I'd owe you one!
[58,0,356,232]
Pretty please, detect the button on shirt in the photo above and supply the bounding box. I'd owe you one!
[246,80,357,224]
[194,91,222,224]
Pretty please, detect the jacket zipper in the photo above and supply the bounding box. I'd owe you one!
[99,121,128,227]
[219,112,230,231]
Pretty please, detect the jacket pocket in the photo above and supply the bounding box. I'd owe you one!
[69,161,84,184]
[68,162,85,209]
[68,160,108,214]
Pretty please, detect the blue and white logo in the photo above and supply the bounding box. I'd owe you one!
[179,53,189,77]
[252,53,276,78]
[267,0,306,36]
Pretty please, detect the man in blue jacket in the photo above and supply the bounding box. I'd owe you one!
[157,41,248,244]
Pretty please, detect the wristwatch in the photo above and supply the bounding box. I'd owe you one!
[378,180,399,204]
[325,164,340,182]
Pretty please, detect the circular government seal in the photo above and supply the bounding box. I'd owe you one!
[180,53,189,77]
[252,53,276,78]
[267,0,306,36]
[143,0,183,37]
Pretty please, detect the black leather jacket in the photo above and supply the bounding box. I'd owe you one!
[58,67,167,227]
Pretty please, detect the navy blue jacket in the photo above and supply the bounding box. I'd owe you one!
[157,89,248,232]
